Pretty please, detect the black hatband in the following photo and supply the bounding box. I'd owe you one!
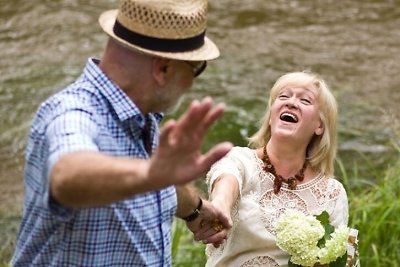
[113,20,205,53]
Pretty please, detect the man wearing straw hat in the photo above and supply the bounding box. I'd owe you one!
[12,0,232,266]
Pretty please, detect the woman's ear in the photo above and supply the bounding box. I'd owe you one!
[315,120,324,136]
[152,58,171,86]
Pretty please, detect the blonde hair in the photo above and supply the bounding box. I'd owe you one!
[248,71,338,176]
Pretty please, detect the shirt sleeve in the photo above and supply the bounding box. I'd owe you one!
[44,103,100,221]
[329,181,349,227]
[206,147,249,197]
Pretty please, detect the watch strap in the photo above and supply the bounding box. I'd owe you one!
[182,198,203,222]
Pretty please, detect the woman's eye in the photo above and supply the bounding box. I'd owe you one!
[301,98,311,104]
[278,95,289,99]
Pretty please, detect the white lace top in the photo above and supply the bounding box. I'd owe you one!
[205,147,349,267]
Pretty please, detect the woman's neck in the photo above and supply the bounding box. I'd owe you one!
[265,142,306,177]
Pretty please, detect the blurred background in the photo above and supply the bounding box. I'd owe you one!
[1,0,399,265]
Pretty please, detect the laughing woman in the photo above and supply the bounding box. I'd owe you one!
[203,72,348,266]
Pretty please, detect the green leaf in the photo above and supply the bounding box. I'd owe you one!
[288,259,302,267]
[324,224,335,237]
[316,211,335,248]
[317,236,325,247]
[317,223,335,247]
[316,211,330,225]
[328,252,347,267]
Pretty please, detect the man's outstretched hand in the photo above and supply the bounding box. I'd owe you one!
[147,97,232,189]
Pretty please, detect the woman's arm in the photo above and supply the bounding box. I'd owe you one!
[209,174,240,217]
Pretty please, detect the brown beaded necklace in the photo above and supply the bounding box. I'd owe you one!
[262,145,307,194]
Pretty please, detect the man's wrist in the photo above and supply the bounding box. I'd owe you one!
[181,197,203,222]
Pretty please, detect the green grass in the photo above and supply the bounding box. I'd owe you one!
[172,219,207,267]
[2,156,399,266]
[170,157,400,266]
[338,156,400,267]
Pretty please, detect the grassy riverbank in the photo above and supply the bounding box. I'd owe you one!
[1,155,399,266]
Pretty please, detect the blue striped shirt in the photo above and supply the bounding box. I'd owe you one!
[13,58,177,267]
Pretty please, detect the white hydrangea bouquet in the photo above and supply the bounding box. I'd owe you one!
[276,209,356,267]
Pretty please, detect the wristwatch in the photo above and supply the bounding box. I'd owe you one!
[182,198,203,222]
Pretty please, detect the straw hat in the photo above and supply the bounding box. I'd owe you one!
[99,0,220,61]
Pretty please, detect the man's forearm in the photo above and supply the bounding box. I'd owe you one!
[175,184,202,219]
[50,151,154,208]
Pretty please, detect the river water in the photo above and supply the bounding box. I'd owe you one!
[1,0,399,214]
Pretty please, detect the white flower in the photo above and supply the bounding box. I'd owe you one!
[318,225,349,264]
[276,209,324,266]
[276,209,349,267]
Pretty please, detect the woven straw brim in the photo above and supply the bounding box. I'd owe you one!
[99,10,220,61]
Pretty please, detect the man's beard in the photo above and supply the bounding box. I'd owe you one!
[164,94,186,115]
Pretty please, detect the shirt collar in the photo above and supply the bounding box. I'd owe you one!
[83,58,163,125]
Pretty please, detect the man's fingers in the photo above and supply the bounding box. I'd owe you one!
[176,99,207,131]
[194,222,226,242]
[202,229,228,244]
[194,227,214,241]
[176,97,222,135]
[187,102,225,139]
[197,142,233,172]
[190,97,214,123]
[199,102,225,134]
[158,119,176,146]
[215,209,232,230]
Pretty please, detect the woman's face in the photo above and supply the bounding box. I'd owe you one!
[269,84,324,144]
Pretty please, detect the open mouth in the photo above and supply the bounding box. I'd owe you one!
[280,112,298,123]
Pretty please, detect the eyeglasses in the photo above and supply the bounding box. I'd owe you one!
[183,61,207,77]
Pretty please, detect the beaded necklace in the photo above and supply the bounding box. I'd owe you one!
[262,145,307,194]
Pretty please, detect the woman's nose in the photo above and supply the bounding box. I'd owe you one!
[285,98,298,109]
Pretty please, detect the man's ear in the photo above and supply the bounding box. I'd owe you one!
[152,57,171,86]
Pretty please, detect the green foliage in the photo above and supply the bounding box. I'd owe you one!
[316,211,330,225]
[288,260,301,267]
[316,211,335,249]
[339,157,400,267]
[172,219,207,267]
[331,253,347,267]
[171,158,400,267]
